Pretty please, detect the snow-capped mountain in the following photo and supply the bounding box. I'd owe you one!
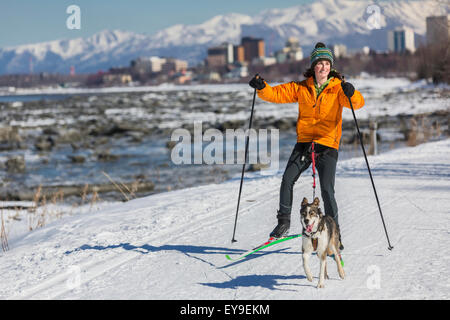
[0,0,448,74]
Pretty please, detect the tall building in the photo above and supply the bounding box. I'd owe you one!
[161,58,188,74]
[131,56,187,75]
[388,26,415,53]
[275,37,303,63]
[206,48,226,68]
[233,45,245,63]
[332,44,347,58]
[426,15,450,44]
[286,37,300,50]
[223,43,234,64]
[207,43,234,67]
[241,37,265,63]
[131,57,167,74]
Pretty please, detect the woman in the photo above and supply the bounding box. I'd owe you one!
[249,42,365,249]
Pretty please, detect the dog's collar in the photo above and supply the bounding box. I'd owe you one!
[302,229,319,238]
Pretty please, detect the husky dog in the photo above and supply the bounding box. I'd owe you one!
[300,197,345,288]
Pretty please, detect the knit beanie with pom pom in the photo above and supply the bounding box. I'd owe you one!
[310,42,334,67]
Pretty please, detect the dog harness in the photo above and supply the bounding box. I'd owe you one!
[302,230,319,251]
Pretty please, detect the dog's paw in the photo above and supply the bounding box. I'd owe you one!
[317,282,325,289]
[306,274,313,282]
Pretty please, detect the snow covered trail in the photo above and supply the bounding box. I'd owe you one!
[1,139,449,300]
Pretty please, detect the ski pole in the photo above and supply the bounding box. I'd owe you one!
[231,85,257,243]
[346,88,394,251]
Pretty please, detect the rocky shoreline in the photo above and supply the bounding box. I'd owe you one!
[1,85,448,203]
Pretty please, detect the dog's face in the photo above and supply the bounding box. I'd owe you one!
[300,197,323,234]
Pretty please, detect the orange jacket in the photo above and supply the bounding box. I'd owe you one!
[257,76,365,150]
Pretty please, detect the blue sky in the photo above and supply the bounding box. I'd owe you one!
[0,0,315,47]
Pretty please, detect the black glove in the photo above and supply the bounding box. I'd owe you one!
[249,74,266,90]
[341,81,355,98]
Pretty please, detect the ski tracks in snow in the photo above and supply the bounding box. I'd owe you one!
[6,180,280,299]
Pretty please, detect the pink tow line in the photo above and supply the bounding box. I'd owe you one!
[311,142,317,199]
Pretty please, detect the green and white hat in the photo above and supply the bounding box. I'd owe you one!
[310,42,334,67]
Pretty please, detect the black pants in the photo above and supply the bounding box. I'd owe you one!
[279,142,339,226]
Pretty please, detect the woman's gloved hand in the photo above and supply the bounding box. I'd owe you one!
[341,81,355,98]
[249,74,266,90]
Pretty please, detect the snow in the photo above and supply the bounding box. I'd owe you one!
[0,136,449,300]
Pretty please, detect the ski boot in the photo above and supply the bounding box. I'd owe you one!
[270,212,290,239]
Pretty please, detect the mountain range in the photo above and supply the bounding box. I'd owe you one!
[0,0,448,75]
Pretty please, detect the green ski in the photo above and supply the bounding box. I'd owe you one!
[225,234,302,262]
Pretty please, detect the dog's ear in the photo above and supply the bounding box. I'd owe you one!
[301,197,309,207]
[318,208,324,217]
[313,197,320,206]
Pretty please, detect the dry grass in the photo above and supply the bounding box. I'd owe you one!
[81,183,89,205]
[11,172,138,239]
[29,185,42,231]
[101,171,130,201]
[406,118,418,147]
[51,189,64,219]
[1,209,9,252]
[26,182,105,232]
[37,195,48,229]
[406,116,436,147]
[89,191,100,211]
[101,171,138,201]
[32,185,42,211]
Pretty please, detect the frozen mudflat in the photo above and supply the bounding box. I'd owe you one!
[0,138,449,300]
[1,76,448,203]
